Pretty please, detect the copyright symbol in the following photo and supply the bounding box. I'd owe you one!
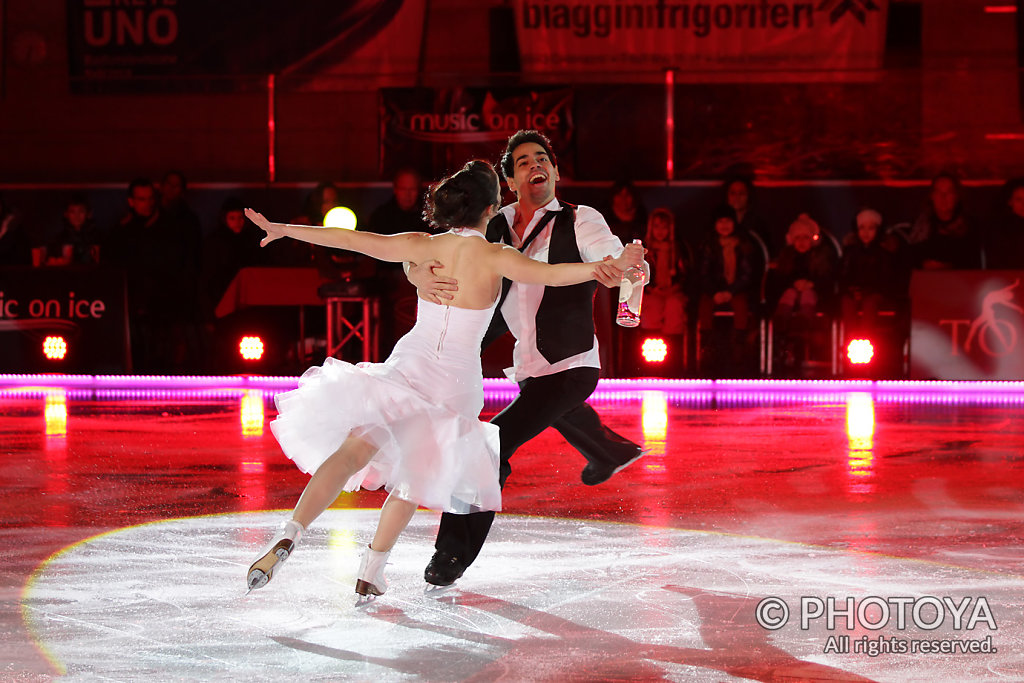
[755,597,789,630]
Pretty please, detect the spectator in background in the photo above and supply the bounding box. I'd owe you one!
[839,208,899,337]
[768,214,838,376]
[366,167,429,236]
[199,197,265,372]
[909,172,982,270]
[201,197,263,321]
[723,175,772,253]
[770,214,837,321]
[104,177,189,372]
[723,174,772,316]
[33,195,101,267]
[596,179,646,374]
[641,208,688,337]
[0,194,31,266]
[986,177,1024,270]
[297,181,343,228]
[159,170,202,242]
[267,181,344,268]
[362,168,430,354]
[300,180,365,279]
[159,170,204,366]
[604,179,647,246]
[697,205,756,376]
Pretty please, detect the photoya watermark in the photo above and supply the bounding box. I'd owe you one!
[755,595,999,656]
[756,596,997,631]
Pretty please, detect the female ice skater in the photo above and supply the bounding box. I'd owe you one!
[245,160,643,597]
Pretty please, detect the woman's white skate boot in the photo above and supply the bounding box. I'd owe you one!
[355,545,391,597]
[247,519,304,592]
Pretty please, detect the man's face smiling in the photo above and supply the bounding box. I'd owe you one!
[507,142,559,206]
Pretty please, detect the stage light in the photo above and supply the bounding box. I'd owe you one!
[641,337,668,363]
[239,336,264,361]
[324,206,357,230]
[846,339,874,365]
[42,336,67,360]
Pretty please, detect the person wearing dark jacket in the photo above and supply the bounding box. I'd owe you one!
[697,205,757,375]
[0,195,31,266]
[771,213,837,320]
[986,177,1024,270]
[839,208,900,336]
[768,213,838,376]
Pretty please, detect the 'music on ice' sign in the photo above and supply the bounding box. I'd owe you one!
[0,267,129,373]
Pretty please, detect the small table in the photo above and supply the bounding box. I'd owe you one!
[215,267,327,364]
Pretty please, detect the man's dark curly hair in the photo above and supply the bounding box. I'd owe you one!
[499,130,557,180]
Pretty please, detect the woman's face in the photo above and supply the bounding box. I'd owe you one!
[492,173,502,207]
[791,231,815,253]
[612,187,636,218]
[1009,187,1024,219]
[727,181,749,213]
[651,216,672,242]
[320,187,340,216]
[487,174,502,219]
[65,204,88,230]
[930,178,958,219]
[857,221,879,245]
[225,209,245,234]
[715,217,735,237]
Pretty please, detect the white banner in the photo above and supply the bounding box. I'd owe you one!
[515,0,888,79]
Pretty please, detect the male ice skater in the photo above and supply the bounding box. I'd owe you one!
[408,130,644,586]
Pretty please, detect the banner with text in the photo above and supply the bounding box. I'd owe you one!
[380,87,576,180]
[67,0,425,93]
[515,0,889,78]
[0,267,129,373]
[910,270,1024,381]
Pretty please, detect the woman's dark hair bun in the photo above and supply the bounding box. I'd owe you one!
[424,160,500,230]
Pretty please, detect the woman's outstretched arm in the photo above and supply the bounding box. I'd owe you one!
[245,209,434,264]
[491,241,644,286]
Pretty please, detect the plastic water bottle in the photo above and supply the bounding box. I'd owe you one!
[616,239,646,328]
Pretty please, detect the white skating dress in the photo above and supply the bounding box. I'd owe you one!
[270,230,501,514]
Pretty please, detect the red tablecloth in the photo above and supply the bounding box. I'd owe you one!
[215,267,326,318]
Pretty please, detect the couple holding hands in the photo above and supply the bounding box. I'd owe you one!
[245,130,646,597]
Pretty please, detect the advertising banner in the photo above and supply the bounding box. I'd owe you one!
[380,87,575,180]
[0,267,129,373]
[67,0,425,92]
[910,270,1024,380]
[514,0,889,79]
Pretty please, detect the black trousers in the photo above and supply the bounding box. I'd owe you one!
[433,366,639,567]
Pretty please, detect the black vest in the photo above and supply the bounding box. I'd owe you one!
[482,204,598,364]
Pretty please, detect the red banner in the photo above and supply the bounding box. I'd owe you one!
[515,0,888,79]
[379,87,576,180]
[910,271,1024,381]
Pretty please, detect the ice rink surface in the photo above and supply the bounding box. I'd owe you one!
[3,379,1024,681]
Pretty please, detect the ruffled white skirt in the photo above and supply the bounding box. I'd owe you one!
[270,298,501,514]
